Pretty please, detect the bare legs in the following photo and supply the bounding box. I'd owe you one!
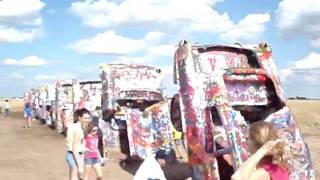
[69,168,78,180]
[25,117,32,128]
[84,164,102,180]
[93,164,103,179]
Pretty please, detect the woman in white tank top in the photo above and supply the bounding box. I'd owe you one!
[65,108,91,180]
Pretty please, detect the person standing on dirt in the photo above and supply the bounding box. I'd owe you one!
[66,108,91,180]
[83,122,104,180]
[91,106,105,159]
[23,103,33,128]
[4,99,10,117]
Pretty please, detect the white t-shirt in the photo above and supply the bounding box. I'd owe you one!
[4,102,10,109]
[66,122,85,152]
[133,152,167,180]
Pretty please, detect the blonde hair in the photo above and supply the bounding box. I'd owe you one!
[249,121,289,167]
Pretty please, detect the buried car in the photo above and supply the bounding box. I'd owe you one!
[55,81,74,133]
[55,80,102,133]
[100,64,174,159]
[172,40,315,179]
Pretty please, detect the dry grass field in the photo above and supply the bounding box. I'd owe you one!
[287,100,320,178]
[0,98,319,179]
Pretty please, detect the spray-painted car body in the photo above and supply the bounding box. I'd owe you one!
[173,40,315,179]
[44,83,56,127]
[34,86,47,121]
[73,80,102,112]
[24,84,56,127]
[55,80,102,133]
[55,81,74,133]
[100,64,174,159]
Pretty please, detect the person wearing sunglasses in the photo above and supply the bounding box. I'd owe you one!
[65,108,91,180]
[83,122,104,180]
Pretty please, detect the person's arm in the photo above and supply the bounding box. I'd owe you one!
[72,130,83,171]
[97,149,104,162]
[82,138,91,152]
[231,139,281,180]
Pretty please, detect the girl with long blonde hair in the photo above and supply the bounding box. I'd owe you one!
[232,121,289,180]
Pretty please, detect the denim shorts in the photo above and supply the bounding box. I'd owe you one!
[84,158,101,165]
[66,151,78,169]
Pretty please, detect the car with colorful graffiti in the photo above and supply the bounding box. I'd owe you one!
[173,40,315,179]
[24,84,56,127]
[55,80,102,134]
[100,64,174,160]
[55,81,74,133]
[73,80,102,112]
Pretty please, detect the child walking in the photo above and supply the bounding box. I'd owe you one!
[23,103,33,128]
[84,122,104,180]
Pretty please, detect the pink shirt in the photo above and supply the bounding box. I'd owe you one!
[261,163,289,180]
[84,134,99,159]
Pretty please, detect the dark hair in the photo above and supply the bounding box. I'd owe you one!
[102,109,116,122]
[95,106,101,111]
[73,108,91,123]
[25,103,30,108]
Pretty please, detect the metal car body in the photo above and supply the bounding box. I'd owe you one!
[100,64,174,159]
[55,81,74,133]
[173,40,315,179]
[73,80,102,112]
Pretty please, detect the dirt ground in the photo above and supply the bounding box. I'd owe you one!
[0,99,318,179]
[0,103,192,180]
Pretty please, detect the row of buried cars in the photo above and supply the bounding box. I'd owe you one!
[24,40,315,180]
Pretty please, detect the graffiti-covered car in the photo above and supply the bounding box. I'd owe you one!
[73,80,102,112]
[55,80,102,133]
[55,81,74,133]
[173,40,315,179]
[100,64,174,159]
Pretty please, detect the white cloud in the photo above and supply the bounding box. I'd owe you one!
[35,73,74,81]
[147,44,176,57]
[109,43,176,64]
[293,52,320,69]
[277,0,320,47]
[68,30,145,55]
[305,73,320,84]
[76,66,98,73]
[219,13,271,43]
[8,73,24,79]
[144,31,166,43]
[3,56,47,66]
[70,0,269,43]
[34,75,56,80]
[0,26,43,43]
[0,0,44,24]
[0,0,45,43]
[279,52,320,85]
[70,0,225,30]
[110,56,151,64]
[279,68,293,81]
[280,58,320,98]
[70,0,268,36]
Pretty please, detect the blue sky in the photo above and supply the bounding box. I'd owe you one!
[0,0,319,98]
